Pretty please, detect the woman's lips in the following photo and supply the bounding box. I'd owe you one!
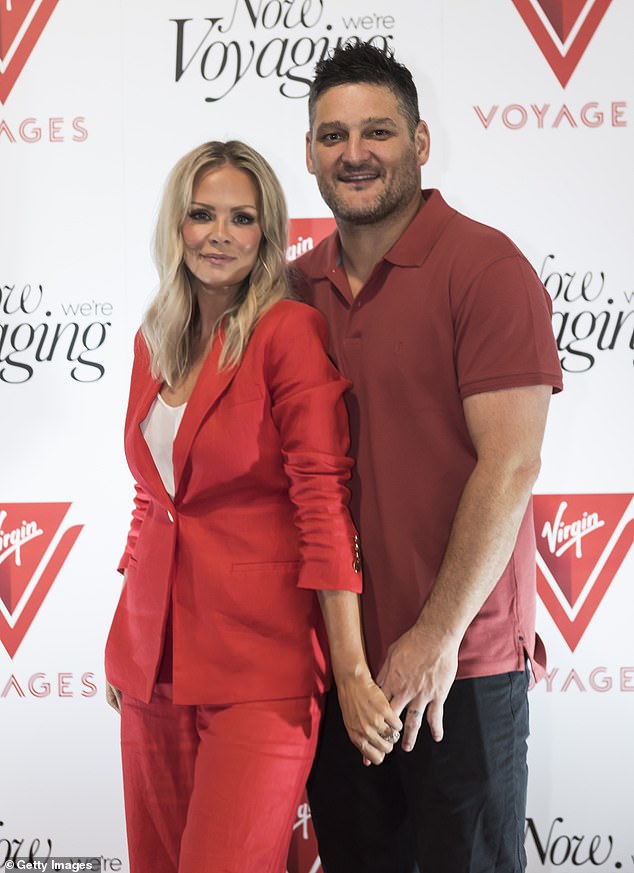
[201,253,234,263]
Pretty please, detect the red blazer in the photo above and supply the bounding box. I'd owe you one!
[105,301,361,705]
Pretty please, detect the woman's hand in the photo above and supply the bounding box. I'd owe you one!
[337,671,403,766]
[316,589,402,764]
[106,681,122,713]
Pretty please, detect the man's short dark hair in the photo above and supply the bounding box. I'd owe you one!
[308,42,421,137]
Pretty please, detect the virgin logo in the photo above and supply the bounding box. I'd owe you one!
[287,218,336,263]
[287,794,322,873]
[0,0,61,104]
[510,0,614,87]
[0,511,43,566]
[0,502,82,657]
[534,494,633,651]
[541,501,604,558]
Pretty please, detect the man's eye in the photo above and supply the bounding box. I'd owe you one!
[321,132,343,143]
[369,129,391,138]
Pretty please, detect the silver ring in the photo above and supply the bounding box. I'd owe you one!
[380,728,401,743]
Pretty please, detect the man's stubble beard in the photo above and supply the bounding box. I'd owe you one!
[315,155,421,226]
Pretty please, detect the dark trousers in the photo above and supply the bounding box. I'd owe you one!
[307,668,530,873]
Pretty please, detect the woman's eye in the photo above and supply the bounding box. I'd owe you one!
[188,210,211,221]
[234,214,256,225]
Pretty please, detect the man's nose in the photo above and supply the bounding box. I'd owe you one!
[341,133,370,164]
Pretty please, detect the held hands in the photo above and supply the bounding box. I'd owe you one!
[336,671,403,766]
[376,622,459,752]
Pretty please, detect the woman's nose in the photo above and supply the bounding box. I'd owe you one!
[208,216,231,243]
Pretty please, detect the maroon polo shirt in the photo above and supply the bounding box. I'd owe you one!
[294,190,563,680]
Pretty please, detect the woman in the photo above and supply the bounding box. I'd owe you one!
[104,140,401,873]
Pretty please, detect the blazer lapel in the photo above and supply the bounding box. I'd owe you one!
[172,331,238,497]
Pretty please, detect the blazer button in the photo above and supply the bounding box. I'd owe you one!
[167,510,174,523]
[353,533,361,572]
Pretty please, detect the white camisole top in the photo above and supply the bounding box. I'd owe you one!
[140,393,187,499]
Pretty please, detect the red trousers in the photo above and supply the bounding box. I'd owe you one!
[120,684,322,873]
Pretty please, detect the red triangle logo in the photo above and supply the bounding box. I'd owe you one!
[510,0,613,87]
[536,0,588,41]
[534,494,633,651]
[0,502,82,657]
[0,0,61,104]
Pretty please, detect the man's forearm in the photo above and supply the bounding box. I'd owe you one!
[415,454,540,645]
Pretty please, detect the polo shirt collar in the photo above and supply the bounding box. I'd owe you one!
[299,190,456,278]
[298,228,341,278]
[385,189,456,267]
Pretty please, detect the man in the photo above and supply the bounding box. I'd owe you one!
[295,42,563,873]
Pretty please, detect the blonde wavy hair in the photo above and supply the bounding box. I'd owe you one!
[142,140,290,385]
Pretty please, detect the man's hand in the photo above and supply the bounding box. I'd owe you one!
[376,623,459,751]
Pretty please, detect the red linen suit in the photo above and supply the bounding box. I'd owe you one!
[105,299,361,873]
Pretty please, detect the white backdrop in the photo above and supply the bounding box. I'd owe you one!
[1,1,632,871]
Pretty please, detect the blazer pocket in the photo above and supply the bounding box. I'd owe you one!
[227,560,311,639]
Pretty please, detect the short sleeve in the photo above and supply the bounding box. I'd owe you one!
[454,255,563,399]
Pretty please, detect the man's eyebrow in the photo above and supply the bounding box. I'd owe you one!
[315,121,348,133]
[361,116,398,127]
